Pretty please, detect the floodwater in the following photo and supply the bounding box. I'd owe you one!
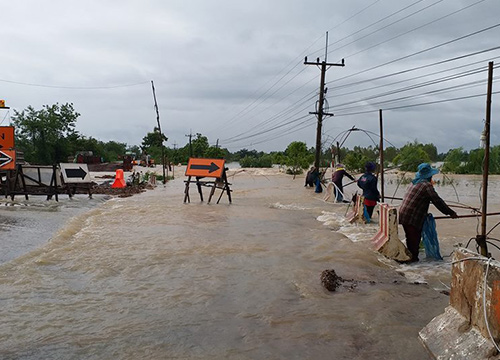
[0,168,499,359]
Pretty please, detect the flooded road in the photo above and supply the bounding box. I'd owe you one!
[0,169,497,359]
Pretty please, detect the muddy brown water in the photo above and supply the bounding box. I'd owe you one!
[0,168,498,359]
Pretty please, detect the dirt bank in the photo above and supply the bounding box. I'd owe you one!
[91,182,154,198]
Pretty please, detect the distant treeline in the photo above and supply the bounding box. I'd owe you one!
[237,140,500,175]
[11,103,496,175]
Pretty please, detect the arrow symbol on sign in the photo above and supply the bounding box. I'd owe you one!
[65,167,87,179]
[0,150,13,168]
[190,162,220,173]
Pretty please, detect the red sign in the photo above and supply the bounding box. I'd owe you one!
[0,150,15,170]
[0,126,14,150]
[185,158,225,178]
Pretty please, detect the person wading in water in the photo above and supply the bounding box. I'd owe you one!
[357,161,380,221]
[398,163,458,263]
[331,163,355,203]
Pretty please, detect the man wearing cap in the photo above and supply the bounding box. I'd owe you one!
[398,163,458,262]
[332,163,355,202]
[357,161,380,219]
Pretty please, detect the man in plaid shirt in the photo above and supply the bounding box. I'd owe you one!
[399,163,457,262]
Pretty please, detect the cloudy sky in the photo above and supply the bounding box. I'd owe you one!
[1,0,499,154]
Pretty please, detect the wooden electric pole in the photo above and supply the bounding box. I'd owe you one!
[476,61,494,257]
[185,131,193,157]
[304,33,344,170]
[151,80,166,184]
[172,142,178,179]
[379,109,385,202]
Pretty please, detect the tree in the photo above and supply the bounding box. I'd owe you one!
[343,152,370,173]
[103,141,127,162]
[141,127,167,163]
[205,146,226,159]
[13,103,80,164]
[393,142,431,171]
[191,133,210,158]
[442,147,466,173]
[284,141,313,174]
[384,146,399,164]
[422,143,438,162]
[141,127,167,149]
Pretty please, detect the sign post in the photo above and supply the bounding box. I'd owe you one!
[184,158,231,204]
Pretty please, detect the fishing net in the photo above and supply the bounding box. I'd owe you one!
[422,213,443,260]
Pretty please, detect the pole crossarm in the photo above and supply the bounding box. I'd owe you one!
[304,57,345,169]
[304,58,345,68]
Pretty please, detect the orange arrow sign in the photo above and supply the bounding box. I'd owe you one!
[0,150,15,170]
[0,126,14,150]
[185,158,225,178]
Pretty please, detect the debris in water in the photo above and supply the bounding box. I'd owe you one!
[320,269,344,292]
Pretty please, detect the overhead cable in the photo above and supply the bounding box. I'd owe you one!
[0,79,149,90]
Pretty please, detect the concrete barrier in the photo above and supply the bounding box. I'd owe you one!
[345,194,366,224]
[420,248,500,359]
[371,203,412,262]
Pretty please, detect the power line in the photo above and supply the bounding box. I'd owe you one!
[327,46,500,90]
[222,113,312,145]
[211,1,385,137]
[218,69,315,136]
[0,79,149,90]
[306,0,400,60]
[221,92,317,143]
[216,3,497,151]
[327,0,446,58]
[333,55,500,99]
[333,0,487,61]
[221,64,497,149]
[221,58,497,148]
[332,73,499,114]
[332,90,500,118]
[332,64,499,110]
[226,117,315,150]
[328,22,500,86]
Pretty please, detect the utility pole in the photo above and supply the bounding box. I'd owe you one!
[476,61,494,257]
[172,141,178,163]
[172,142,177,180]
[185,131,193,157]
[304,32,345,170]
[151,80,166,184]
[379,109,385,202]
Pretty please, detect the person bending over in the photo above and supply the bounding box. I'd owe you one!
[332,163,355,202]
[357,161,380,219]
[398,163,457,262]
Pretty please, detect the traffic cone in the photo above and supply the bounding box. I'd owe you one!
[111,169,126,188]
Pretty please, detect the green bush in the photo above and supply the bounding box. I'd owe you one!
[239,154,273,168]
